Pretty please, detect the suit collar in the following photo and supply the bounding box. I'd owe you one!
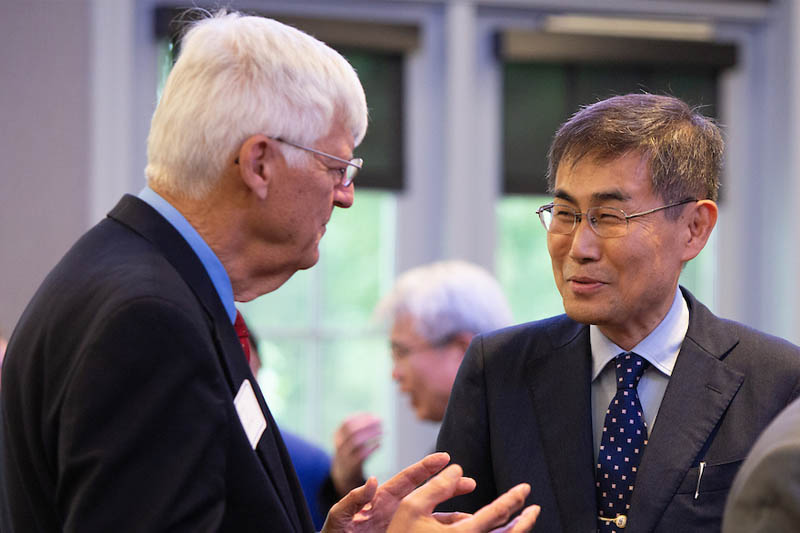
[137,186,236,323]
[627,287,744,533]
[108,195,311,532]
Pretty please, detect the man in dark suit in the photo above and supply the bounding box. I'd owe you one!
[0,11,540,533]
[437,93,800,532]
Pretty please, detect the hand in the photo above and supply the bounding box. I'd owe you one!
[322,452,471,533]
[331,413,382,496]
[389,464,540,532]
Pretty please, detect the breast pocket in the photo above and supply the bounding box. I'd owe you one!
[655,459,744,532]
[677,459,744,496]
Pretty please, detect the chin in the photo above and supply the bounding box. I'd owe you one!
[563,301,611,326]
[296,250,320,270]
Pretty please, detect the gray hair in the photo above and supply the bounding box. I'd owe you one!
[376,260,513,344]
[146,10,368,199]
[548,93,723,209]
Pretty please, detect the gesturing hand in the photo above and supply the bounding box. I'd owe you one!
[322,452,469,533]
[388,464,540,533]
[331,413,382,496]
[321,453,540,533]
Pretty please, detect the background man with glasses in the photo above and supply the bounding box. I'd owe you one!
[437,93,800,533]
[0,11,539,533]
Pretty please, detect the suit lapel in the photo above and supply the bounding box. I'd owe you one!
[627,289,744,533]
[528,322,597,532]
[109,195,308,532]
[211,321,308,533]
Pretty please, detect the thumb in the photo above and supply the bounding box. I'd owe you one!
[322,477,378,532]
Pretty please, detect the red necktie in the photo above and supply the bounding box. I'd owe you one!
[233,311,251,363]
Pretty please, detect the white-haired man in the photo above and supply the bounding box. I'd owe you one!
[322,261,513,506]
[0,12,538,533]
[383,260,513,423]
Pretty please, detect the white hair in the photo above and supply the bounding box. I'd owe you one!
[376,260,514,344]
[146,10,368,199]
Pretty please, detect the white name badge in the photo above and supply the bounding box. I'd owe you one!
[234,379,267,450]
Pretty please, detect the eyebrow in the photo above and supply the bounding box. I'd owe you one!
[553,188,632,204]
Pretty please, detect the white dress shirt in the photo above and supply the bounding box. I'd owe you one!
[590,286,689,459]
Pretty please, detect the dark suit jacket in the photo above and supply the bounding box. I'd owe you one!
[722,395,800,532]
[436,288,800,533]
[0,195,315,532]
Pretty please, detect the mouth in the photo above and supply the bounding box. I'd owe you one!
[566,275,608,294]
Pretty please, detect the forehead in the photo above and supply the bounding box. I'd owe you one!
[553,151,655,203]
[390,313,423,341]
[315,117,356,157]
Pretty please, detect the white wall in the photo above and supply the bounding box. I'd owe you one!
[0,1,91,337]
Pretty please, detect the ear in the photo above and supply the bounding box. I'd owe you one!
[445,331,475,359]
[236,135,282,201]
[680,199,718,262]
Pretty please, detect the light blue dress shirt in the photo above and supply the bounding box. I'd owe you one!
[590,286,689,459]
[138,186,237,324]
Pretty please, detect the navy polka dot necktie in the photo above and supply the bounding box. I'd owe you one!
[596,352,650,531]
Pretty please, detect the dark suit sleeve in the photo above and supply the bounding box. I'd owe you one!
[436,335,497,513]
[57,297,229,532]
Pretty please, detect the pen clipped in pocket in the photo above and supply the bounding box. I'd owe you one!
[677,458,744,498]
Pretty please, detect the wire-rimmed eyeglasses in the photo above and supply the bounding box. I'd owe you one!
[274,137,362,187]
[536,198,697,238]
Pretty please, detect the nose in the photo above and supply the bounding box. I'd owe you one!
[391,362,404,383]
[568,215,602,262]
[333,182,354,208]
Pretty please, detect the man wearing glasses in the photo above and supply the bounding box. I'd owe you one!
[0,11,539,533]
[437,93,800,532]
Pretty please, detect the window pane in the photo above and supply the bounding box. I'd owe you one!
[678,227,717,311]
[320,192,396,328]
[251,337,313,431]
[496,194,565,322]
[319,335,394,480]
[503,64,567,194]
[244,273,315,329]
[502,62,721,195]
[341,49,404,190]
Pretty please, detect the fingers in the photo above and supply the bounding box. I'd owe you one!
[331,477,379,517]
[454,476,477,497]
[336,425,382,461]
[506,506,540,533]
[433,511,472,525]
[321,477,379,533]
[333,414,382,462]
[379,452,451,500]
[331,414,384,496]
[334,413,382,449]
[400,463,466,516]
[468,483,531,532]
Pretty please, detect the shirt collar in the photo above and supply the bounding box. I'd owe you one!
[138,186,237,324]
[590,286,689,381]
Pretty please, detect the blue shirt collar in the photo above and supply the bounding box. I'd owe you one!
[590,285,689,380]
[138,186,237,324]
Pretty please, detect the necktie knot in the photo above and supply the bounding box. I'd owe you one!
[615,352,648,390]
